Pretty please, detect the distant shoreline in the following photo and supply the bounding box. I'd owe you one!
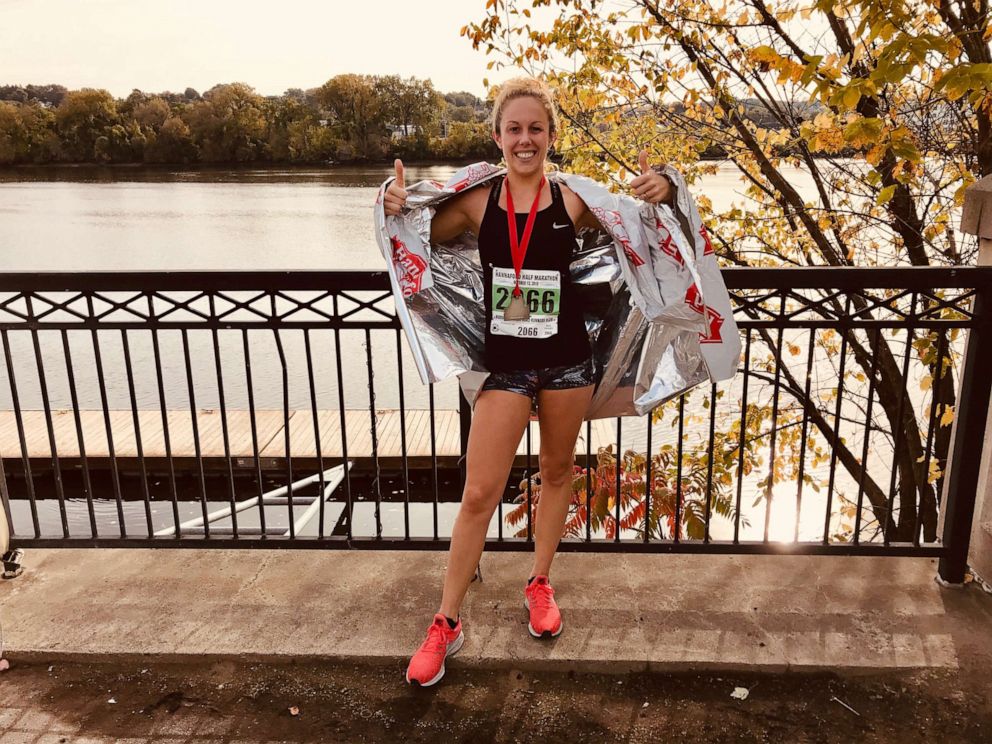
[0,155,740,175]
[0,159,479,172]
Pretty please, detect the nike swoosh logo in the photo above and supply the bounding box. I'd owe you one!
[552,222,570,230]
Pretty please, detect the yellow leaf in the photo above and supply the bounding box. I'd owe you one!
[843,116,884,148]
[940,405,955,427]
[866,144,886,165]
[751,45,780,64]
[842,86,862,109]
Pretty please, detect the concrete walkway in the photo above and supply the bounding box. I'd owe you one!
[1,549,989,674]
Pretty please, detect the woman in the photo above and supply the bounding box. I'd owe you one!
[383,77,673,687]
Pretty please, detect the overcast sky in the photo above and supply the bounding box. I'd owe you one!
[0,0,506,97]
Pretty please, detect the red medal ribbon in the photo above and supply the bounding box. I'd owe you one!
[505,175,546,298]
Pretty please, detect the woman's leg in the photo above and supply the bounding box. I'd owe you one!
[438,389,532,619]
[529,384,595,579]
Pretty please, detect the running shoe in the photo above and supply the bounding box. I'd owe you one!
[524,575,563,638]
[405,613,464,686]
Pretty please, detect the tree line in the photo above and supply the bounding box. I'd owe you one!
[0,76,499,165]
[0,75,851,167]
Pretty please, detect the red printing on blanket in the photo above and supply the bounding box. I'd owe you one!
[700,224,714,256]
[685,283,724,344]
[656,220,684,266]
[591,207,646,267]
[390,235,427,297]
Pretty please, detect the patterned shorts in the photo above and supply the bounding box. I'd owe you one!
[481,357,596,402]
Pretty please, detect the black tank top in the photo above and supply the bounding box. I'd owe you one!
[478,177,592,372]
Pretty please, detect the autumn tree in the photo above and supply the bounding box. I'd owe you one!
[182,83,269,162]
[431,120,499,159]
[378,75,444,137]
[313,74,458,160]
[144,114,197,164]
[54,88,125,161]
[465,0,991,542]
[266,94,337,163]
[0,101,57,164]
[0,84,68,107]
[131,97,171,130]
[315,74,390,160]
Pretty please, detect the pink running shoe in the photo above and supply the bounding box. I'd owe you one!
[524,575,563,638]
[405,613,464,686]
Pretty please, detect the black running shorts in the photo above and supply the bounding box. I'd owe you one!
[480,357,595,402]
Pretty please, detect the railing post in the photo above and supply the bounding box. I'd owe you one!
[939,176,992,583]
[946,174,992,585]
[458,389,472,489]
[938,284,992,582]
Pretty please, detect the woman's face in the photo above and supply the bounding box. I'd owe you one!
[493,95,554,178]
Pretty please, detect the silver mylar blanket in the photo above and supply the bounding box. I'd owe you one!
[372,162,740,419]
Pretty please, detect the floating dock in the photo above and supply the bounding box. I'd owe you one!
[0,409,618,472]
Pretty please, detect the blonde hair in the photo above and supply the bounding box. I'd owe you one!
[489,77,559,138]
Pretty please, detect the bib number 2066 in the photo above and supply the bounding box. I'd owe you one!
[490,267,561,340]
[494,287,558,314]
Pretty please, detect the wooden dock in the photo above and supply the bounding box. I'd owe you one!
[0,409,617,472]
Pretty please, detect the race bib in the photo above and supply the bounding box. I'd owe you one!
[490,267,561,339]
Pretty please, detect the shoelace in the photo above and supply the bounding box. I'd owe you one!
[528,582,555,611]
[421,621,449,656]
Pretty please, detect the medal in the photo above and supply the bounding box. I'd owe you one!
[503,292,530,320]
[502,175,545,322]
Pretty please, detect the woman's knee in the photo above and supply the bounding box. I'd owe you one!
[459,483,500,519]
[539,456,574,490]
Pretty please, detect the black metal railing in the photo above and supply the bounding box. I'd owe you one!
[0,267,989,582]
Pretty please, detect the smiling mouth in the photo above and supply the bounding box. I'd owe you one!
[515,151,537,161]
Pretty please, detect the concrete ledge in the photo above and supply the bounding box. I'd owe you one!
[0,549,981,674]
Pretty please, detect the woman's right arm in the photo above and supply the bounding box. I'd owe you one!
[429,197,473,243]
[383,158,479,243]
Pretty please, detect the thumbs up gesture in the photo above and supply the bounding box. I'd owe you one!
[630,149,674,206]
[384,158,408,216]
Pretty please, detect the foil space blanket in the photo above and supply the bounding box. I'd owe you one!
[372,162,740,420]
